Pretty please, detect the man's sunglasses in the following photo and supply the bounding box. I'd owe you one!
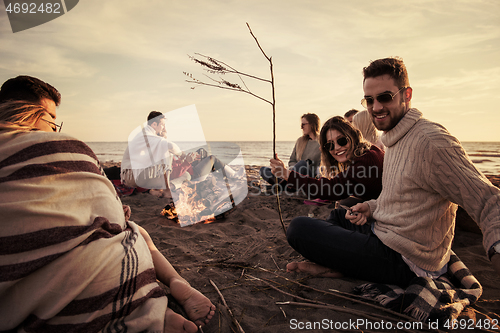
[42,119,63,132]
[323,137,348,151]
[361,87,406,108]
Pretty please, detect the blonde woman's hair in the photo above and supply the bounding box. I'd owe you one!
[296,113,320,160]
[318,116,371,179]
[0,100,48,132]
[352,110,380,146]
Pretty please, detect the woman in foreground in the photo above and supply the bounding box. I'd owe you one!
[0,101,214,333]
[269,116,384,277]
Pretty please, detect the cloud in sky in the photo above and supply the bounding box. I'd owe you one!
[0,0,499,142]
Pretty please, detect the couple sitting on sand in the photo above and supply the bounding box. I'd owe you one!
[268,57,500,293]
[0,76,213,333]
[120,110,244,198]
[261,110,383,203]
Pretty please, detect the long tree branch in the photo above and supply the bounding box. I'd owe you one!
[186,23,287,236]
[245,24,285,234]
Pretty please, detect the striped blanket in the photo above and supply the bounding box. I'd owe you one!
[0,130,167,332]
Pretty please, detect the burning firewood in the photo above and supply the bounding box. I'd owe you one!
[160,175,238,225]
[161,203,177,221]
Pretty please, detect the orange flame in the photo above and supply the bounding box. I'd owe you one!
[162,181,217,226]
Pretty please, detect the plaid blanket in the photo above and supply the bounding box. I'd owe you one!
[0,130,167,332]
[354,251,482,325]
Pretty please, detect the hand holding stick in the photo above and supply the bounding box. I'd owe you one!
[270,154,290,181]
[344,202,371,226]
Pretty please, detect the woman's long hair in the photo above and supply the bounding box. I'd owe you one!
[0,100,47,132]
[296,113,320,160]
[319,116,371,178]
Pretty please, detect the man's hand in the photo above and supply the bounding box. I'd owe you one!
[185,152,199,163]
[345,202,372,226]
[270,154,290,181]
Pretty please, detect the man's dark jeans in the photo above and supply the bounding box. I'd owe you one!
[287,208,417,287]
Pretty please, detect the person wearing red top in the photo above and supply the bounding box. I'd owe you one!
[152,111,244,189]
[271,116,384,202]
[269,116,385,279]
[287,144,383,202]
[121,111,243,192]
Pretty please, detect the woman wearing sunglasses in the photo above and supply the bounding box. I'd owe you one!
[261,113,321,192]
[0,101,63,132]
[270,116,383,203]
[270,116,385,276]
[0,100,216,331]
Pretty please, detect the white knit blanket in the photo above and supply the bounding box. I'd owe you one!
[121,124,179,188]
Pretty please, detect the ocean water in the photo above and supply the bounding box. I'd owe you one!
[85,141,500,175]
[86,141,297,167]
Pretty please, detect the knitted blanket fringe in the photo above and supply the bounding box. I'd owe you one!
[120,163,170,183]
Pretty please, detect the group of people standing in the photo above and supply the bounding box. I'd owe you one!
[0,56,499,332]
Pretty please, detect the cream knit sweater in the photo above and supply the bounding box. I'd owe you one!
[367,108,500,271]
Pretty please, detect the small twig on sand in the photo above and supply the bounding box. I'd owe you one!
[264,313,277,326]
[270,254,281,270]
[247,275,398,327]
[210,279,246,333]
[247,274,443,333]
[276,302,444,333]
[259,267,415,321]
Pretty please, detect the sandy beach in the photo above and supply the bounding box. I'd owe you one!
[105,162,500,332]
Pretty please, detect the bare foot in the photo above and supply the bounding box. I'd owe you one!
[164,307,198,333]
[286,261,343,278]
[169,278,216,327]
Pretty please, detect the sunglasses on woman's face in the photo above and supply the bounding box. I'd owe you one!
[323,137,348,151]
[42,119,63,132]
[301,122,309,129]
[361,87,406,108]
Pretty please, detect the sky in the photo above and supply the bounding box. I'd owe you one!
[0,0,499,143]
